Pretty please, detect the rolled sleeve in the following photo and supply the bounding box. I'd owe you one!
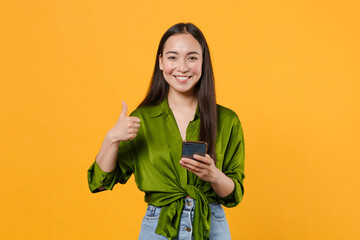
[219,118,245,207]
[87,158,119,193]
[217,177,244,207]
[87,137,136,193]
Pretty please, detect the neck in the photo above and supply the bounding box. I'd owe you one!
[167,89,198,111]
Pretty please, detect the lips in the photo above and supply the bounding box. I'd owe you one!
[174,75,192,83]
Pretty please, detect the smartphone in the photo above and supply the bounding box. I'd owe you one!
[182,141,208,161]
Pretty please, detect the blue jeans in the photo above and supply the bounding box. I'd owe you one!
[138,198,231,240]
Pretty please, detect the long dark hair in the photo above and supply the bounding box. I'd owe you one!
[138,23,217,160]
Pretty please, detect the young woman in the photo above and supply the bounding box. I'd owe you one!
[87,22,245,240]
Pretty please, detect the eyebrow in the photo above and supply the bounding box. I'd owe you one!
[165,51,200,55]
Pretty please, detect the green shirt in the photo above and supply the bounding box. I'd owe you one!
[87,97,245,240]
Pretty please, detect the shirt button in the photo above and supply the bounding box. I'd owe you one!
[102,174,105,177]
[185,227,191,232]
[189,124,193,128]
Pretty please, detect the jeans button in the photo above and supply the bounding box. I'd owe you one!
[186,201,192,206]
[185,227,191,232]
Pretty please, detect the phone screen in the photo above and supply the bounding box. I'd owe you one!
[182,141,207,160]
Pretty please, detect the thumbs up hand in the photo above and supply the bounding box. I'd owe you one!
[108,101,141,142]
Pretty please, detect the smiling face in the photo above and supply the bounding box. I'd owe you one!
[159,33,203,96]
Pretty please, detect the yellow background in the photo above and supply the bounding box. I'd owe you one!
[1,0,359,239]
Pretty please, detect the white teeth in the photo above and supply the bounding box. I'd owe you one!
[175,76,191,80]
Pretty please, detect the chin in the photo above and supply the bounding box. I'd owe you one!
[171,86,196,95]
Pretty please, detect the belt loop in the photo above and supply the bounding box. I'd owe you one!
[150,205,156,216]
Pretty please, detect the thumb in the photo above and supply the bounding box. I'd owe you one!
[120,101,128,117]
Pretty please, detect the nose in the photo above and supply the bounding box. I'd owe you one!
[178,59,189,72]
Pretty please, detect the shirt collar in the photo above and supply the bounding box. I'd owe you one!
[150,97,200,120]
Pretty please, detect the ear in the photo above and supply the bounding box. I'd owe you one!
[159,54,163,70]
